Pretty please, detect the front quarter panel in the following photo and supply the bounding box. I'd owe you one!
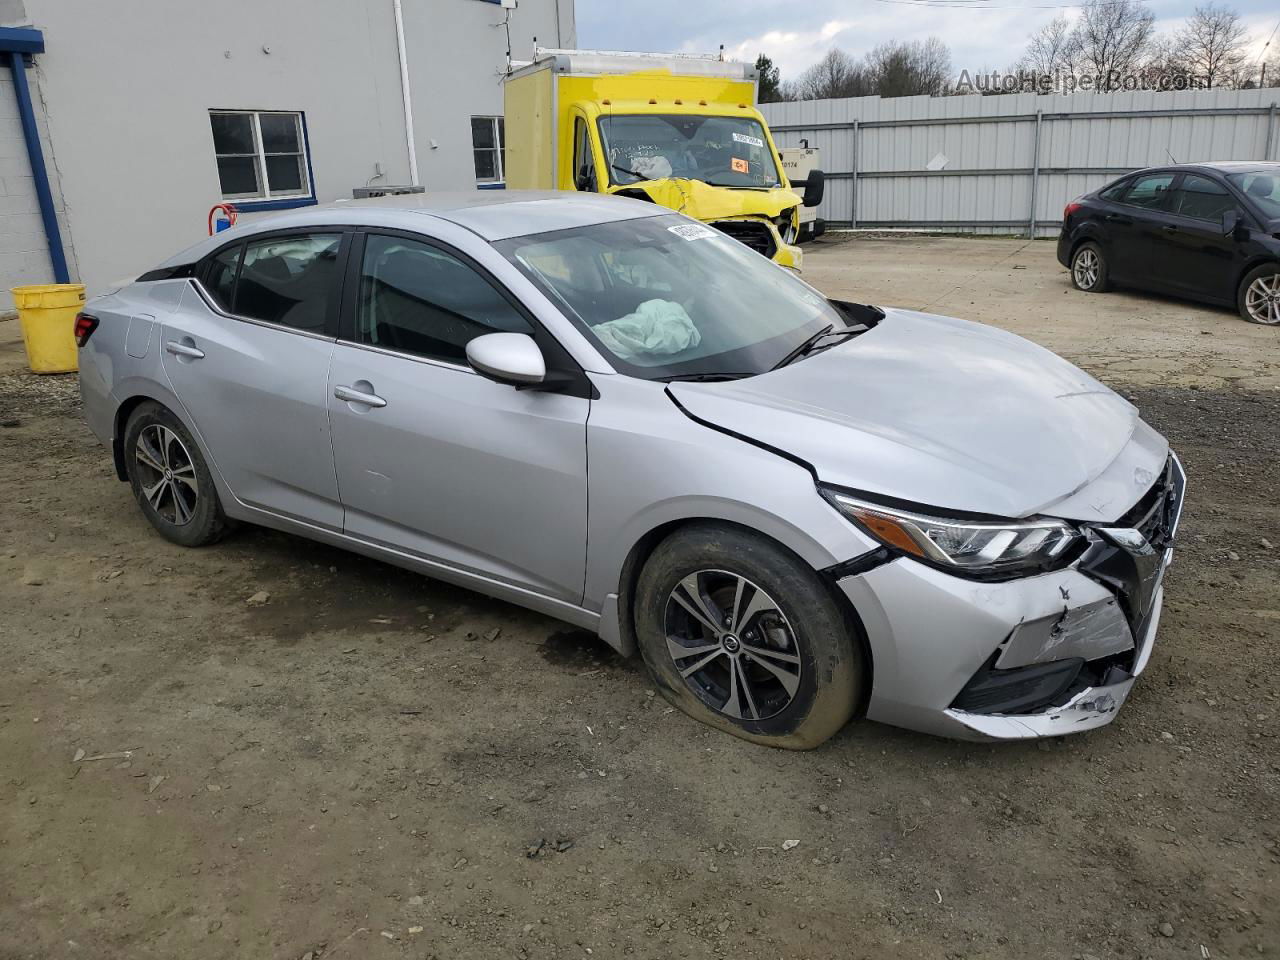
[584,374,879,614]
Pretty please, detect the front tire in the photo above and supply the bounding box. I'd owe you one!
[123,402,229,547]
[634,524,865,750]
[1071,241,1110,293]
[1238,264,1280,325]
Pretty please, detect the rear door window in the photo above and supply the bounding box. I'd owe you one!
[235,233,343,332]
[1120,174,1176,211]
[1172,174,1235,222]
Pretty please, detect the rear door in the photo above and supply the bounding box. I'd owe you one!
[327,230,590,602]
[1161,173,1243,303]
[1105,172,1177,285]
[162,230,347,529]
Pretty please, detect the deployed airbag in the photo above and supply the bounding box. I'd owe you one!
[593,299,701,360]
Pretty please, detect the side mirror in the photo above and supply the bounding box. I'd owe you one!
[799,168,825,208]
[467,333,546,386]
[1222,209,1241,237]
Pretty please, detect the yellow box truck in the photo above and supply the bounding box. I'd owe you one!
[503,48,824,269]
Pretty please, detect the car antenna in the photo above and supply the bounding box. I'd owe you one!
[1165,148,1179,164]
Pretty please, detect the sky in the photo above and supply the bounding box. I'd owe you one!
[575,0,1280,85]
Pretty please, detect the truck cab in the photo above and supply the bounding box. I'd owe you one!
[504,49,823,269]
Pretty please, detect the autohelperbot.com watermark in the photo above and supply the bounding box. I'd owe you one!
[956,69,1210,95]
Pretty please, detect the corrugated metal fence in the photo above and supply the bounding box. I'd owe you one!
[761,88,1280,237]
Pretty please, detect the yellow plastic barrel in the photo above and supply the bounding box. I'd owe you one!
[11,283,86,374]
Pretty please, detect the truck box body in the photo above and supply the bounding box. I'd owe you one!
[504,49,807,267]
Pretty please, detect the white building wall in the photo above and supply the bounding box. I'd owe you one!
[0,52,75,315]
[10,0,572,298]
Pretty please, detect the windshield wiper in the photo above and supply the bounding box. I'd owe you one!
[658,372,754,383]
[612,163,647,180]
[770,325,862,371]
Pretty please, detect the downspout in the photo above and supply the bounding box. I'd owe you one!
[392,0,420,186]
[2,28,69,284]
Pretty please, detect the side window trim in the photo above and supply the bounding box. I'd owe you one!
[338,227,595,398]
[193,227,352,340]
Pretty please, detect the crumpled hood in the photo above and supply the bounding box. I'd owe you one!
[617,178,801,221]
[669,309,1169,522]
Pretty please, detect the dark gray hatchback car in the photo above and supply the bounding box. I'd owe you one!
[1057,161,1280,325]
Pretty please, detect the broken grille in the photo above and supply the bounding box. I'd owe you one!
[711,220,777,259]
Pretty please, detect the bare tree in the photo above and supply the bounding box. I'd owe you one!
[1072,0,1155,89]
[793,48,871,100]
[1019,16,1077,75]
[1174,3,1248,88]
[864,38,953,96]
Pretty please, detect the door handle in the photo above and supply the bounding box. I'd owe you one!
[334,384,387,408]
[1104,214,1132,224]
[1162,224,1178,234]
[164,340,205,359]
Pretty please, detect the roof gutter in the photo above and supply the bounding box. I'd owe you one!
[1,27,68,284]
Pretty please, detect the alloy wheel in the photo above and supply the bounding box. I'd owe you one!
[663,569,802,721]
[134,424,199,525]
[1244,273,1280,325]
[1073,248,1099,290]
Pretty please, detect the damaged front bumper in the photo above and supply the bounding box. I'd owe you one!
[839,455,1185,741]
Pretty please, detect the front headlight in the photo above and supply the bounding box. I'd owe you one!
[819,487,1082,577]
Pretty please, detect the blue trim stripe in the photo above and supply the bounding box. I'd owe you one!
[0,27,45,54]
[476,181,507,190]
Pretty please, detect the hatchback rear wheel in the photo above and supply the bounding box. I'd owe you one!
[1071,242,1110,293]
[634,524,864,749]
[124,402,229,547]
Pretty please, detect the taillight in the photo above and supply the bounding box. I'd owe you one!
[1063,201,1084,220]
[74,313,98,347]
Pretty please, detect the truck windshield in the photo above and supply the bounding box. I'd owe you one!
[598,115,782,188]
[496,214,849,380]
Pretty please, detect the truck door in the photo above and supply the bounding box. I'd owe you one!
[571,114,600,193]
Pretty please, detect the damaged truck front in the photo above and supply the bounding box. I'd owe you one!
[502,48,824,269]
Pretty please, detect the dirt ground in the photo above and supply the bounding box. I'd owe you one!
[1,236,1277,960]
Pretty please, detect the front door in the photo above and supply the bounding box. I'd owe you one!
[162,231,346,529]
[1161,173,1242,303]
[327,232,589,603]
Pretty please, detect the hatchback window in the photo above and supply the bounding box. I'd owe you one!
[234,233,341,331]
[1173,175,1235,222]
[356,234,532,363]
[1120,174,1175,210]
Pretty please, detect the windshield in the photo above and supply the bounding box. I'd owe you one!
[496,214,845,380]
[598,115,782,189]
[1228,170,1280,219]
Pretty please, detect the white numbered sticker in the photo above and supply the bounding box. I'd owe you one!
[732,132,765,148]
[667,223,718,242]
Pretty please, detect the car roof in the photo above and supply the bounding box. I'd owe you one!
[1113,161,1279,179]
[262,190,664,240]
[152,191,669,271]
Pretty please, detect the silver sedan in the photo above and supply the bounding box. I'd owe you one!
[77,191,1184,748]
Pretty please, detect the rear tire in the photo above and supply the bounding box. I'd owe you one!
[1237,263,1280,325]
[123,402,229,547]
[1071,241,1110,293]
[634,524,864,750]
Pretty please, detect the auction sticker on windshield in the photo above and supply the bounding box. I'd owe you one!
[732,132,765,148]
[668,223,719,241]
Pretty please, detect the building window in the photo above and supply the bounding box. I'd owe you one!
[471,116,505,184]
[210,110,313,204]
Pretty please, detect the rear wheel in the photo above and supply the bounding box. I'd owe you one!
[634,524,864,750]
[123,402,229,547]
[1071,241,1110,293]
[1238,264,1280,325]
